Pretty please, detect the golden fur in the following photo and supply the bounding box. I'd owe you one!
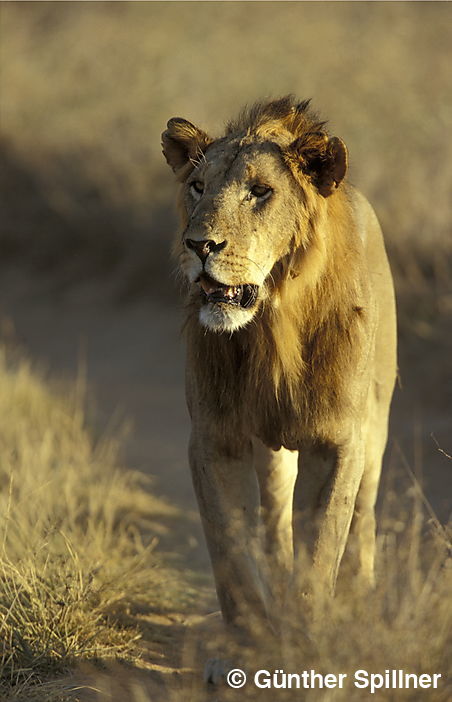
[162,97,397,673]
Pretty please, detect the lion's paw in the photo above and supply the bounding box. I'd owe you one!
[203,658,232,686]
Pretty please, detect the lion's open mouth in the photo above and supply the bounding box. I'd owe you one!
[197,273,258,309]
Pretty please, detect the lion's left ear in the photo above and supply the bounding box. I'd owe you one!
[286,135,348,197]
[162,118,212,175]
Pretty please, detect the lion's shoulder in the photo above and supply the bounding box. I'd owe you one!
[345,185,381,246]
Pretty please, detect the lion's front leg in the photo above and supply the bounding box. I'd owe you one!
[308,433,365,597]
[189,431,269,638]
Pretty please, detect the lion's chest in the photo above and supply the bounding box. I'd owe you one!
[197,352,341,450]
[188,304,366,450]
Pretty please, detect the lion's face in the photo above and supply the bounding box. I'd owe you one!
[178,138,304,332]
[162,99,348,333]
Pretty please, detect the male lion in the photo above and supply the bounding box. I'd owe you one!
[162,96,396,671]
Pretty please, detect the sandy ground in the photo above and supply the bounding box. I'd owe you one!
[0,270,450,699]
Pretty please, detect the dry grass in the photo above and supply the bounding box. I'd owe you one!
[36,496,452,702]
[0,348,193,701]
[201,514,452,702]
[248,553,451,701]
[188,455,452,700]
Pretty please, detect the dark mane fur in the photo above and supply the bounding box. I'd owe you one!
[226,94,328,150]
[227,94,322,131]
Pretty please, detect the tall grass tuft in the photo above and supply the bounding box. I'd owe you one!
[0,348,174,699]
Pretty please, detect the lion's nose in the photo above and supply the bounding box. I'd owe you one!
[185,238,227,263]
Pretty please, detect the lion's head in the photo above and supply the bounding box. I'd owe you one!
[162,96,348,333]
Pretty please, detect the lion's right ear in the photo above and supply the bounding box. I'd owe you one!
[285,134,348,197]
[161,118,212,174]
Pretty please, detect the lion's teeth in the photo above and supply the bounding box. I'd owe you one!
[200,277,219,295]
[198,275,253,306]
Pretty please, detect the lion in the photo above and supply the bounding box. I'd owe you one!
[162,96,397,678]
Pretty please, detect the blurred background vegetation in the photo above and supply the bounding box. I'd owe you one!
[1,2,451,313]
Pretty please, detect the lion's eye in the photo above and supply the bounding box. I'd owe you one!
[190,181,204,197]
[250,184,272,199]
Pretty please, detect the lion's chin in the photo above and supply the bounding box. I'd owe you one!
[199,302,256,333]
